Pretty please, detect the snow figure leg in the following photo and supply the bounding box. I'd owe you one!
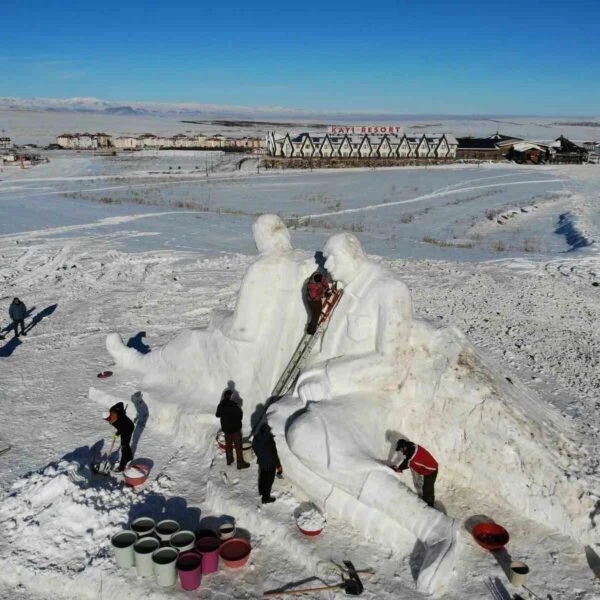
[270,397,458,595]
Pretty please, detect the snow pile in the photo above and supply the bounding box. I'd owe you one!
[295,506,326,532]
[0,459,133,572]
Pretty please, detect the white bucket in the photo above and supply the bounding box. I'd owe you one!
[131,516,156,537]
[134,536,160,577]
[242,441,253,463]
[218,522,236,541]
[155,519,180,542]
[152,546,179,587]
[170,530,196,552]
[510,561,530,586]
[111,530,138,568]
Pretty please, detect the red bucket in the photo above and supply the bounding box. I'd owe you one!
[472,522,510,551]
[123,463,150,487]
[219,538,251,568]
[97,371,113,379]
[215,431,226,451]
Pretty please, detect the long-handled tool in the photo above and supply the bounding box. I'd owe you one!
[91,433,119,475]
[264,561,365,597]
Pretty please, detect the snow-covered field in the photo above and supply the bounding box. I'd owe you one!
[1,145,600,600]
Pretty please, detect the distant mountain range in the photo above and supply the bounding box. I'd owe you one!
[0,96,398,121]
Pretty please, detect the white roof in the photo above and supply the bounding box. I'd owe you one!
[513,142,544,152]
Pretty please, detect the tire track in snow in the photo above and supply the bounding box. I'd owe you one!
[297,178,568,220]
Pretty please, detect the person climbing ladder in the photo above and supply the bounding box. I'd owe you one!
[306,271,331,335]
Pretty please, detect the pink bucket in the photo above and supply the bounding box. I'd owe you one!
[194,536,221,574]
[176,551,202,591]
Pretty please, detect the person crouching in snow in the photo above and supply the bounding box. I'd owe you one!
[252,422,282,504]
[306,272,331,335]
[392,439,438,508]
[105,402,134,472]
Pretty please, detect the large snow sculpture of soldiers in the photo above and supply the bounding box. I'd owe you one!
[269,231,597,593]
[106,214,314,418]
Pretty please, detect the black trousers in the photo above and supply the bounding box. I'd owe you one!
[224,430,244,467]
[258,466,276,501]
[422,470,438,508]
[119,432,133,470]
[12,319,25,337]
[306,299,322,335]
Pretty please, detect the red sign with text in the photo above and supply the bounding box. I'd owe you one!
[328,125,403,135]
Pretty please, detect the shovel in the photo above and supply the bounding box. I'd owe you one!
[91,434,118,475]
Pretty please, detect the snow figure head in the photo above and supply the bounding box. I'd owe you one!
[323,233,368,286]
[252,214,292,255]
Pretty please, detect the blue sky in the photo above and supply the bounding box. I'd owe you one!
[1,0,598,115]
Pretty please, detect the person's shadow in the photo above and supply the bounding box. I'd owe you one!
[127,331,151,354]
[131,391,149,456]
[0,336,22,357]
[25,303,58,334]
[127,492,202,533]
[221,380,243,408]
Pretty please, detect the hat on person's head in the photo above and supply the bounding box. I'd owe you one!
[105,402,125,421]
[396,439,411,452]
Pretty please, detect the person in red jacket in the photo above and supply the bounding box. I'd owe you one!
[306,272,331,335]
[392,439,438,508]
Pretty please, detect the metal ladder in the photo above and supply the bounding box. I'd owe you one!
[270,289,344,398]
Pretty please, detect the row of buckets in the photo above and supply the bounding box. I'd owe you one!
[111,516,251,590]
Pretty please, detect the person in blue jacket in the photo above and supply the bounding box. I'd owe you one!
[9,298,27,338]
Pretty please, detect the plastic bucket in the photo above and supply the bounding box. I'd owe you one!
[131,517,156,538]
[195,536,221,574]
[510,561,529,586]
[152,546,179,587]
[218,523,236,541]
[242,441,253,463]
[219,537,252,568]
[155,519,180,542]
[111,530,137,568]
[170,530,196,552]
[176,551,202,591]
[134,536,160,576]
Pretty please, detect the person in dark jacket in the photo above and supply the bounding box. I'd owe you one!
[9,298,27,338]
[392,439,438,508]
[216,389,250,469]
[105,402,135,472]
[251,422,282,504]
[306,272,331,335]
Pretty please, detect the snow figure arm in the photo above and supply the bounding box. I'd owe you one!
[325,279,412,397]
[295,365,333,405]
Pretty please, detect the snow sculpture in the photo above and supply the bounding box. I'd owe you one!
[106,214,314,420]
[268,232,597,594]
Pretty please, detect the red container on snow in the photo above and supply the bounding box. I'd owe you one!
[472,522,510,551]
[219,538,252,568]
[123,463,150,487]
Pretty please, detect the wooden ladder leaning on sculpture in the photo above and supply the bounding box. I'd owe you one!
[270,288,344,400]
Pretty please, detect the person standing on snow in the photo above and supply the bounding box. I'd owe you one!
[252,422,282,504]
[392,439,438,508]
[9,297,27,338]
[306,272,331,335]
[105,402,135,472]
[216,389,250,470]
